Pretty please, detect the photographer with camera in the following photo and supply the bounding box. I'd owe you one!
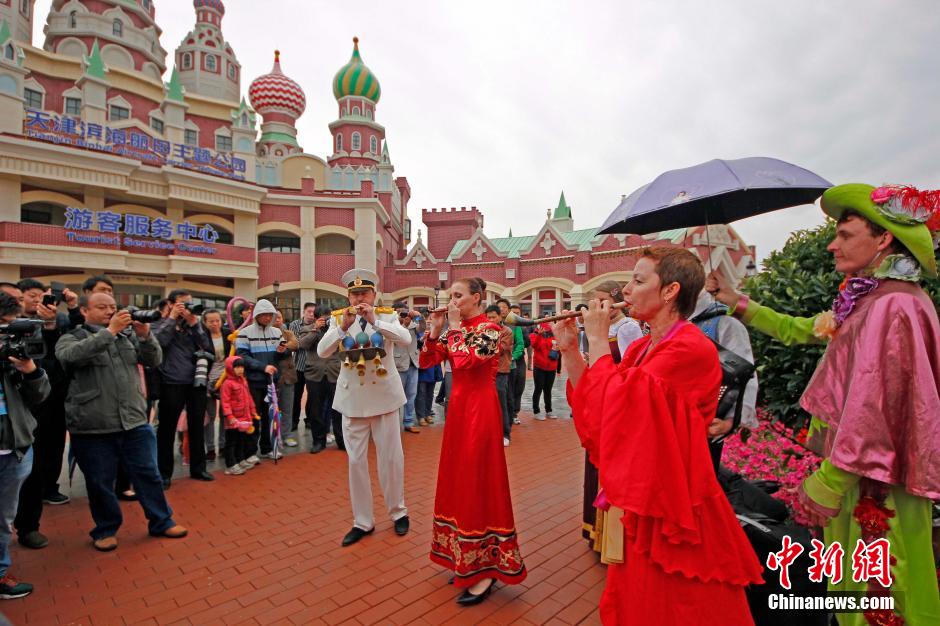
[64,275,112,329]
[0,291,51,599]
[56,292,187,552]
[153,289,214,486]
[10,278,72,555]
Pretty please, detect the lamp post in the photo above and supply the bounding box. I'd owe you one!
[272,280,280,307]
[433,285,440,308]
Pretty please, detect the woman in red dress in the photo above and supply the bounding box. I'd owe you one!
[420,277,527,605]
[554,248,762,625]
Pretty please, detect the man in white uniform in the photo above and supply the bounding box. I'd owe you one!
[318,269,412,546]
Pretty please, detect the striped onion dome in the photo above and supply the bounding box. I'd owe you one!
[193,0,225,14]
[248,50,306,119]
[333,37,381,103]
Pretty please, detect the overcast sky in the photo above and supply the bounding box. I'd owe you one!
[32,0,940,264]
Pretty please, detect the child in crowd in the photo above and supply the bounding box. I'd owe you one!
[220,356,258,475]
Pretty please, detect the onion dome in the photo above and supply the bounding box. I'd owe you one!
[193,0,225,14]
[333,37,381,103]
[248,50,306,119]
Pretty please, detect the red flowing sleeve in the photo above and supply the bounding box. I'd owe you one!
[419,334,448,369]
[570,325,763,587]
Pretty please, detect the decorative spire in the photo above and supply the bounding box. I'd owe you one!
[83,39,107,80]
[553,191,572,219]
[165,66,185,102]
[508,228,513,238]
[332,36,382,103]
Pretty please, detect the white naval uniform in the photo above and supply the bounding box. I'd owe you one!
[317,310,411,531]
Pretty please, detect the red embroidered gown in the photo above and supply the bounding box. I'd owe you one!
[569,322,763,625]
[420,314,527,588]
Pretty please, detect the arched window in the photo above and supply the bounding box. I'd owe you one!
[351,132,361,151]
[370,136,377,154]
[20,0,29,17]
[113,19,123,37]
[4,44,14,61]
[335,134,343,152]
[181,52,192,70]
[241,112,248,126]
[352,106,361,116]
[258,233,300,253]
[69,11,77,28]
[227,63,236,80]
[205,54,217,72]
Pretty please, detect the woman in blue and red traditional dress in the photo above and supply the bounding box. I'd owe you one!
[421,276,526,606]
[556,248,762,625]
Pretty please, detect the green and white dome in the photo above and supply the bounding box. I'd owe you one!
[333,37,381,103]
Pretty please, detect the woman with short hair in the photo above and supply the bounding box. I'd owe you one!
[555,247,762,625]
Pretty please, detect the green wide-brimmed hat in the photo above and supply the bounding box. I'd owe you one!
[821,183,938,278]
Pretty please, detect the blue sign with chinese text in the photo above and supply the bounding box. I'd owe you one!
[64,207,220,255]
[23,109,247,182]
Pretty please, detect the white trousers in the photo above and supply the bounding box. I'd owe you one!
[342,410,407,530]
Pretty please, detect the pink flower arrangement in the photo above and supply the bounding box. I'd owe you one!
[722,408,822,527]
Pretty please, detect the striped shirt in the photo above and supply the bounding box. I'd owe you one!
[289,319,307,373]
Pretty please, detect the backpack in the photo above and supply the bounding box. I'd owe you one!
[690,303,755,439]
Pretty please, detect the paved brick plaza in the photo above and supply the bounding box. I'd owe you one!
[1,386,605,626]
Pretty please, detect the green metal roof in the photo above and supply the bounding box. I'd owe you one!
[0,20,11,47]
[447,226,601,261]
[84,39,107,80]
[553,191,571,219]
[259,131,299,147]
[165,67,185,102]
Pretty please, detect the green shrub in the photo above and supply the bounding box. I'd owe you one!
[741,221,939,428]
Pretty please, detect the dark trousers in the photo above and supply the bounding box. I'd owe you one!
[224,429,248,467]
[509,357,526,416]
[157,383,208,479]
[249,386,271,455]
[415,380,436,419]
[305,378,343,447]
[709,440,725,474]
[14,387,67,536]
[495,373,512,438]
[532,367,556,413]
[71,425,175,540]
[291,376,306,432]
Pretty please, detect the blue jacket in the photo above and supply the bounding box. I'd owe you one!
[234,299,287,387]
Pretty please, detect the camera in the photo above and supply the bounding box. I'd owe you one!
[192,349,215,387]
[42,293,58,307]
[0,319,46,362]
[126,306,162,323]
[184,302,205,316]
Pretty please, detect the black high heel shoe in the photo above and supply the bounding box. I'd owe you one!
[456,579,495,606]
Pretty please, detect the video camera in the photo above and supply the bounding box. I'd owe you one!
[0,319,46,362]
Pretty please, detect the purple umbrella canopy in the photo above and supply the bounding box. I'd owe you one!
[599,157,833,235]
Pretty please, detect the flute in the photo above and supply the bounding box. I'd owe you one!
[504,302,630,327]
[428,302,630,326]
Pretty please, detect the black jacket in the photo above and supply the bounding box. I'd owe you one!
[153,317,213,385]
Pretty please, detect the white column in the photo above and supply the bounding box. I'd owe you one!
[354,207,377,271]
